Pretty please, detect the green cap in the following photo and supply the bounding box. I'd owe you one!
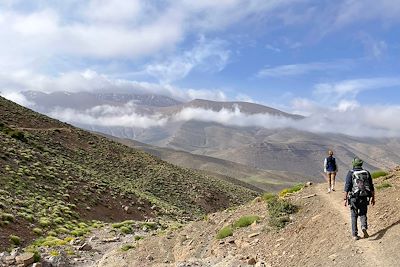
[352,157,363,167]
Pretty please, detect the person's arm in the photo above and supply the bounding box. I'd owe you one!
[335,158,338,172]
[368,171,375,206]
[343,171,352,206]
[324,158,327,173]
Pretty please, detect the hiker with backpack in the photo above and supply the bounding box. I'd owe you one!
[324,150,338,192]
[344,157,375,240]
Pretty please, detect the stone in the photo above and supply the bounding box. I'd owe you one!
[146,255,154,261]
[248,258,257,265]
[78,243,92,251]
[328,253,337,260]
[11,247,21,257]
[305,181,313,187]
[15,252,35,267]
[253,197,262,203]
[89,236,98,242]
[4,255,16,265]
[102,237,120,243]
[248,232,260,238]
[124,206,130,213]
[32,263,42,267]
[256,262,271,267]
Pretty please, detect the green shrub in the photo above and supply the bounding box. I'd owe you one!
[9,235,21,245]
[47,231,57,237]
[266,196,297,229]
[56,227,69,234]
[1,213,15,222]
[261,193,276,202]
[39,217,51,227]
[279,184,304,197]
[121,244,135,251]
[54,217,64,224]
[40,236,68,247]
[120,226,133,234]
[33,228,43,236]
[372,170,388,179]
[134,235,143,241]
[233,215,260,228]
[376,182,392,190]
[10,130,26,142]
[49,250,59,256]
[216,226,233,239]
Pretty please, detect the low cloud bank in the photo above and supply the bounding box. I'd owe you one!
[37,102,400,138]
[47,102,168,128]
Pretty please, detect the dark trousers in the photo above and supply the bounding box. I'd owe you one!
[349,197,368,236]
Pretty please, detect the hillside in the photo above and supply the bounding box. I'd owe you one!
[0,96,257,252]
[103,135,308,192]
[96,167,400,267]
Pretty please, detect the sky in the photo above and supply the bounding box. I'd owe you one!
[1,0,400,137]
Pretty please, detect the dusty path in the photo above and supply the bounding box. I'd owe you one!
[317,182,399,267]
[15,127,71,131]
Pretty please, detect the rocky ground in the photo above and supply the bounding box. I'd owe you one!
[1,167,399,267]
[96,167,400,267]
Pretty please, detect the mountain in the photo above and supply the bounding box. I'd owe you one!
[22,91,400,182]
[157,98,304,118]
[0,96,257,251]
[23,91,181,111]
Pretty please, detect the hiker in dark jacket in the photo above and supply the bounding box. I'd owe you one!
[324,150,338,192]
[343,157,375,240]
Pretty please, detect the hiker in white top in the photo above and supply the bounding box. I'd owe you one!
[324,150,338,193]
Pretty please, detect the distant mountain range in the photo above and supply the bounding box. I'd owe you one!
[23,91,400,184]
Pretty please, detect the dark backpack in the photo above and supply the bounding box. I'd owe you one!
[326,156,337,171]
[351,170,371,197]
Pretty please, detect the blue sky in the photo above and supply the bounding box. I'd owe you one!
[1,0,400,136]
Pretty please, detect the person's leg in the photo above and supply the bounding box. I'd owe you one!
[327,173,332,192]
[349,198,359,238]
[359,200,369,238]
[331,173,336,191]
[350,207,359,238]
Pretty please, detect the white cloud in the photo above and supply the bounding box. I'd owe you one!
[0,91,33,107]
[143,37,230,83]
[265,44,281,53]
[257,61,349,77]
[0,69,228,102]
[48,102,168,128]
[38,100,400,137]
[313,77,400,102]
[334,0,400,27]
[359,34,388,59]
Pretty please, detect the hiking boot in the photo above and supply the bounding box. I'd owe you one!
[353,235,360,241]
[327,188,331,193]
[331,187,335,191]
[362,229,369,238]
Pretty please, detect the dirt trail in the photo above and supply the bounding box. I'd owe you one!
[15,127,71,131]
[317,182,399,267]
